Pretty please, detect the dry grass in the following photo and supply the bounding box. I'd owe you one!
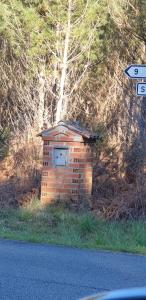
[0,139,42,208]
[93,186,146,220]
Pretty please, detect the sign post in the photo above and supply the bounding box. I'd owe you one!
[125,64,146,97]
[125,65,146,79]
[124,65,146,178]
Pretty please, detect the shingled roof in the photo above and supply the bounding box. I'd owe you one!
[38,120,98,139]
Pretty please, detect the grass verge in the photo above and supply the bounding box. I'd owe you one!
[0,200,146,255]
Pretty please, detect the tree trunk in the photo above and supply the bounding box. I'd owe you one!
[55,0,71,124]
[37,67,46,130]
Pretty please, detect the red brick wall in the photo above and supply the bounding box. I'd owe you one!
[40,128,93,205]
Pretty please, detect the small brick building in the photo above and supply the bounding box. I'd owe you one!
[38,121,97,205]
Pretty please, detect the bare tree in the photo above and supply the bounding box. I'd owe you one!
[46,0,100,124]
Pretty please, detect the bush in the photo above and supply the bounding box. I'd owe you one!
[0,128,10,160]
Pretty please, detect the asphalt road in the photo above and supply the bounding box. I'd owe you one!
[0,240,146,300]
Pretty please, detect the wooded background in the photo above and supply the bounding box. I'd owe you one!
[0,0,146,218]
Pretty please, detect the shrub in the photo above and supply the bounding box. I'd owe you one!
[0,128,10,160]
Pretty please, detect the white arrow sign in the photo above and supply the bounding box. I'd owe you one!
[136,83,146,96]
[125,65,146,78]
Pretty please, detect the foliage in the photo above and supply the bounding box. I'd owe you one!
[0,128,10,160]
[0,0,50,60]
[0,203,146,254]
[125,137,144,176]
[93,123,108,156]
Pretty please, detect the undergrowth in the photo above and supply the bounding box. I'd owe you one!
[0,199,146,255]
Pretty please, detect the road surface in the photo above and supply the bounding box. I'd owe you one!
[0,239,146,300]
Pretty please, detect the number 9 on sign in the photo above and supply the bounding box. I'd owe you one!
[134,68,138,75]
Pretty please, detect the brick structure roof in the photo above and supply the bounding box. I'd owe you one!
[38,120,98,139]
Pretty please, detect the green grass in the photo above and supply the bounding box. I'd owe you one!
[0,199,146,255]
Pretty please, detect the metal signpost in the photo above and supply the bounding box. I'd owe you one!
[124,65,146,176]
[125,64,146,96]
[125,65,146,79]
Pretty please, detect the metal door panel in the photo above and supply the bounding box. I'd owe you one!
[54,148,68,166]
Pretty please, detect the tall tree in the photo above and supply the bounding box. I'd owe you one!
[44,0,108,124]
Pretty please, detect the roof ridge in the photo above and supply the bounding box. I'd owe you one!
[38,120,98,139]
